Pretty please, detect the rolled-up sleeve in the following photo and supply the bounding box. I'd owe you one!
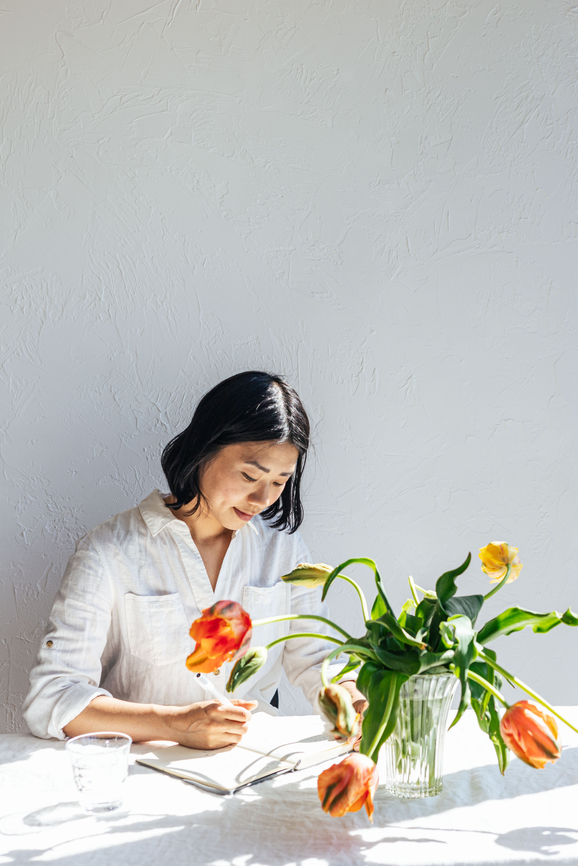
[281,542,358,709]
[23,535,114,740]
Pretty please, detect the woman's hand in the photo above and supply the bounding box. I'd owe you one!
[166,699,259,750]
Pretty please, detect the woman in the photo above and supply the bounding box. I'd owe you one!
[24,371,365,749]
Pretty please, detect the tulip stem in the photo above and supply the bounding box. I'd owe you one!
[252,613,352,641]
[265,632,344,650]
[466,669,509,708]
[336,574,370,621]
[483,563,511,601]
[476,646,578,735]
[321,646,349,689]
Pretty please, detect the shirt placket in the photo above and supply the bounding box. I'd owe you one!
[167,523,241,697]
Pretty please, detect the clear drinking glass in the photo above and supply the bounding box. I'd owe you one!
[65,732,132,812]
[382,672,458,798]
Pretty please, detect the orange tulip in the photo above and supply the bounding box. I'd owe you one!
[500,701,561,769]
[479,542,523,584]
[318,753,379,820]
[186,601,252,674]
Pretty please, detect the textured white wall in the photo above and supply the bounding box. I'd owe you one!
[2,0,578,732]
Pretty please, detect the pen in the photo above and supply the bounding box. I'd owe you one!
[195,672,236,709]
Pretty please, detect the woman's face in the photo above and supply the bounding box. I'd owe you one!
[198,440,299,531]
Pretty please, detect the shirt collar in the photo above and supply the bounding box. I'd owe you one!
[138,489,178,537]
[139,489,260,538]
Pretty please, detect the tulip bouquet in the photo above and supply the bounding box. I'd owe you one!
[186,543,578,820]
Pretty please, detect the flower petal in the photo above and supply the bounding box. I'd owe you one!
[318,754,378,821]
[187,601,252,673]
[500,701,561,769]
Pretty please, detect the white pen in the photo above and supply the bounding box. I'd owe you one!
[195,672,236,709]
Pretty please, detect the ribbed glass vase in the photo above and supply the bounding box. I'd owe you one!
[382,672,458,798]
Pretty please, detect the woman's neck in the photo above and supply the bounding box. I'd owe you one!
[165,497,233,589]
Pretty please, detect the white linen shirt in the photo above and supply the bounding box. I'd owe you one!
[23,490,349,740]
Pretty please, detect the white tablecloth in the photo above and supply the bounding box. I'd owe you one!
[1,709,577,866]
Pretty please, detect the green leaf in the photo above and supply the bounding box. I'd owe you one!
[400,598,416,615]
[397,611,422,635]
[443,614,477,727]
[477,607,578,644]
[338,637,379,662]
[435,553,472,606]
[417,649,454,673]
[376,612,427,649]
[322,558,393,615]
[415,596,438,634]
[330,655,362,684]
[357,663,408,761]
[226,647,268,692]
[373,647,421,675]
[469,653,509,774]
[426,601,447,651]
[443,594,484,625]
[371,593,387,620]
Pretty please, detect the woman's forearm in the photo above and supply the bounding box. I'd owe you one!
[62,694,257,750]
[62,695,179,742]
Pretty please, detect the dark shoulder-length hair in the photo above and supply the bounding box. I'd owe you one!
[161,371,310,533]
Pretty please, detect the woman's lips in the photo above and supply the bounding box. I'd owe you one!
[234,507,256,521]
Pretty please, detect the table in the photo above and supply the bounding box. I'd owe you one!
[1,709,577,866]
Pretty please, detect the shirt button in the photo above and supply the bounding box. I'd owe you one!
[213,669,221,676]
[46,640,53,648]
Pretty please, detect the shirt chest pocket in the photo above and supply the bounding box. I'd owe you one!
[124,593,190,667]
[242,583,291,652]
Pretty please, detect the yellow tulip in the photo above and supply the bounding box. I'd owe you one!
[479,542,523,584]
[280,562,334,587]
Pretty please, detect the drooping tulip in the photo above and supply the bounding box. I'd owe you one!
[281,562,335,587]
[226,646,268,692]
[319,683,360,739]
[479,542,523,584]
[500,701,561,769]
[186,600,252,674]
[318,753,379,820]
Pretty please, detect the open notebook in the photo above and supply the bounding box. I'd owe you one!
[135,713,352,794]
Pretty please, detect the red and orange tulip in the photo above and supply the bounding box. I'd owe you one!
[479,542,523,584]
[318,753,379,820]
[500,701,561,769]
[186,600,252,674]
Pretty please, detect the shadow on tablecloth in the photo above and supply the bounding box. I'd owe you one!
[2,748,577,866]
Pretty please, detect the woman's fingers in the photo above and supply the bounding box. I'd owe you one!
[233,699,259,710]
[211,701,255,723]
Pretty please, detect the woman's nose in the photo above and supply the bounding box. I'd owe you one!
[249,483,269,507]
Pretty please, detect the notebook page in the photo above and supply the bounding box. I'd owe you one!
[136,741,294,792]
[239,713,353,769]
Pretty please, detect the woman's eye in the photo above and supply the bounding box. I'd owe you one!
[273,481,285,488]
[242,473,257,482]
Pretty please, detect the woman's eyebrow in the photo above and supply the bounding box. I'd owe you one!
[245,460,294,477]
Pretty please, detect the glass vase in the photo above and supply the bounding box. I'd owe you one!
[382,672,458,798]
